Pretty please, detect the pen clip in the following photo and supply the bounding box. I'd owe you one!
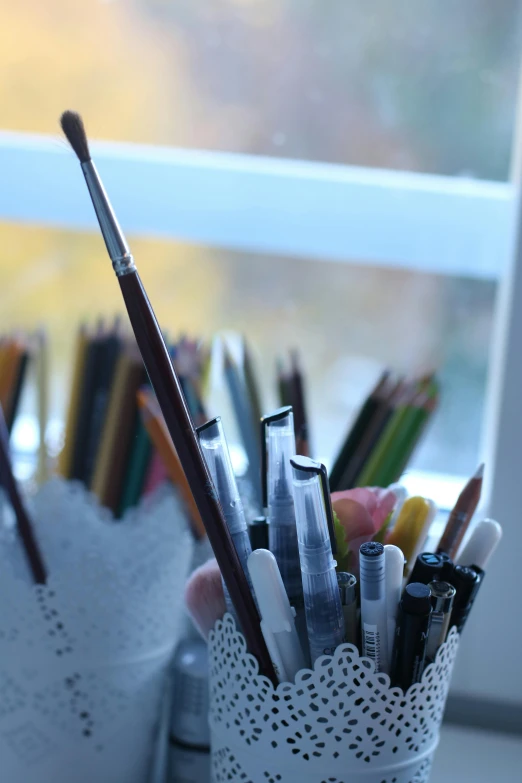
[318,463,337,556]
[260,406,293,509]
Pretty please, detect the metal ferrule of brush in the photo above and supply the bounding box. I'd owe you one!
[81,160,136,276]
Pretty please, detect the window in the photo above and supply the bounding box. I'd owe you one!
[1,0,521,501]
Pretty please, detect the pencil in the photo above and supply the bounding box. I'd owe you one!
[35,329,49,484]
[329,370,389,491]
[58,325,88,478]
[117,408,153,517]
[137,389,205,539]
[437,464,484,559]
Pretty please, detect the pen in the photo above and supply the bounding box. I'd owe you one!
[448,565,481,633]
[456,518,502,570]
[408,552,446,585]
[197,416,255,613]
[437,464,484,559]
[248,516,269,551]
[391,583,432,690]
[261,407,303,608]
[384,544,405,662]
[248,549,306,683]
[425,581,455,661]
[290,456,344,664]
[337,572,358,646]
[223,348,263,509]
[387,496,433,568]
[359,542,389,673]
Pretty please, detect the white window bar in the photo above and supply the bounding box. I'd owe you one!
[0,129,514,280]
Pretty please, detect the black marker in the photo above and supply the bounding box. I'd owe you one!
[449,565,482,633]
[408,552,444,585]
[248,516,269,551]
[391,583,432,690]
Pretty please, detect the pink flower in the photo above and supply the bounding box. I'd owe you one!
[331,488,396,573]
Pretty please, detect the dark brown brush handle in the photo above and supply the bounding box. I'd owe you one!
[0,403,47,584]
[118,272,276,682]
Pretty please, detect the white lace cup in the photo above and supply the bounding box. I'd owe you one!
[209,615,460,783]
[0,479,194,783]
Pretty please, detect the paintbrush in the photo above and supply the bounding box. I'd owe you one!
[60,111,275,682]
[0,402,47,583]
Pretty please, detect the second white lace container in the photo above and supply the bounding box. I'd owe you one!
[0,478,194,783]
[209,615,459,783]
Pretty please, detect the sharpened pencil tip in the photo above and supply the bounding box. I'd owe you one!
[474,463,485,480]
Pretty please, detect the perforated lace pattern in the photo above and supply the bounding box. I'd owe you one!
[0,478,194,783]
[209,615,459,783]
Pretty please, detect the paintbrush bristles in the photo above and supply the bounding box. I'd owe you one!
[184,558,226,640]
[60,111,91,164]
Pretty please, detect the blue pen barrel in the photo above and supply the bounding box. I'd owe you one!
[291,456,345,664]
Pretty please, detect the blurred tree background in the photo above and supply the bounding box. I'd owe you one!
[0,0,520,473]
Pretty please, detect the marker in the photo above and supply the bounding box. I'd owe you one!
[449,566,481,633]
[384,544,405,662]
[426,581,455,661]
[391,583,432,690]
[408,552,445,585]
[197,416,255,615]
[261,407,303,607]
[248,516,269,551]
[359,542,389,673]
[248,549,306,683]
[456,518,502,570]
[291,456,344,664]
[337,572,358,646]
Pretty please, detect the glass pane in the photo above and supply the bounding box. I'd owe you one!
[1,0,520,178]
[0,222,494,482]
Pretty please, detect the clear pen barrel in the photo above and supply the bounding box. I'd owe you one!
[197,417,254,613]
[198,418,248,537]
[292,465,344,663]
[267,412,302,604]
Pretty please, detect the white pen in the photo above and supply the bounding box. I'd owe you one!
[456,518,502,570]
[247,549,307,683]
[384,544,405,662]
[360,542,389,673]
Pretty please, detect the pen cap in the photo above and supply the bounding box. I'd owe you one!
[249,516,269,550]
[408,552,444,585]
[196,417,247,536]
[402,583,432,616]
[450,565,478,604]
[428,581,456,613]
[438,552,455,582]
[247,549,294,633]
[456,518,502,570]
[337,572,357,605]
[261,406,295,509]
[291,456,335,572]
[359,542,385,600]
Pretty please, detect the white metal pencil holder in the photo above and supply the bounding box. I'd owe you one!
[0,477,194,783]
[208,614,460,783]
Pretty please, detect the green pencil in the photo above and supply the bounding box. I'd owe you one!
[117,410,152,517]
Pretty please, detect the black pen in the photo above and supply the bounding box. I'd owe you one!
[391,583,432,690]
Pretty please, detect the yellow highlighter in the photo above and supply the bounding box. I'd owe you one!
[387,496,435,569]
